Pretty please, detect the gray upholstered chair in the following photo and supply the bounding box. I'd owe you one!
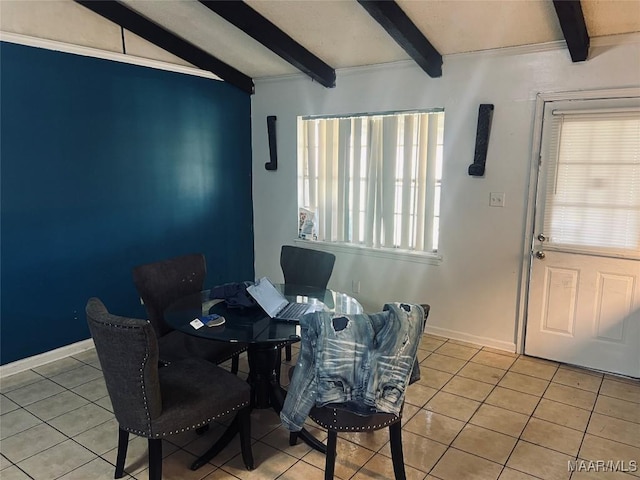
[132,253,247,373]
[279,245,336,364]
[289,304,430,480]
[86,298,254,480]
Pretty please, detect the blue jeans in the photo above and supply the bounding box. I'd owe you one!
[281,303,424,432]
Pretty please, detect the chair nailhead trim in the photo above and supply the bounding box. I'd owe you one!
[151,401,250,438]
[99,320,155,435]
[121,401,250,438]
[102,322,144,330]
[310,409,401,432]
[137,330,154,435]
[216,347,249,364]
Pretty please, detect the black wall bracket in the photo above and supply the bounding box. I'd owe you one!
[468,104,494,177]
[266,115,278,171]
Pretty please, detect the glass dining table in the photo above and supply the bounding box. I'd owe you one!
[164,283,363,469]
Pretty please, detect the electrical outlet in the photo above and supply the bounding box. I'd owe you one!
[490,192,505,207]
[352,280,361,294]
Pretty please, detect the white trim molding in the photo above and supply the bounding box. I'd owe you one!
[0,31,222,81]
[0,339,95,378]
[591,32,640,47]
[425,325,516,353]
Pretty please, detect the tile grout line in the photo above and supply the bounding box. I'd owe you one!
[418,339,512,478]
[497,362,560,480]
[1,360,117,477]
[567,375,606,480]
[436,340,517,479]
[424,350,622,417]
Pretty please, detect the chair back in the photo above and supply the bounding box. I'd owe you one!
[86,297,162,434]
[132,253,206,337]
[280,246,335,289]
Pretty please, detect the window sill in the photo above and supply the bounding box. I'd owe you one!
[293,239,443,265]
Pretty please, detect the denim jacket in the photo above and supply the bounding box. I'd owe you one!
[281,303,425,432]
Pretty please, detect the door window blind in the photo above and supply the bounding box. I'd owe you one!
[543,110,640,254]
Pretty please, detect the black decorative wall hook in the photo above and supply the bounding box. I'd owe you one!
[468,104,494,177]
[265,115,278,171]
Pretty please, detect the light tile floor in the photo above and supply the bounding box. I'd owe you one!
[1,335,639,479]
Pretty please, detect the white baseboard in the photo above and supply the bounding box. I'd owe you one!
[0,339,95,378]
[425,325,516,353]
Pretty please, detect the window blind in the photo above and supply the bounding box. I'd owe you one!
[543,111,640,255]
[299,111,444,252]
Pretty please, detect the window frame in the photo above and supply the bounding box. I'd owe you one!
[296,108,445,263]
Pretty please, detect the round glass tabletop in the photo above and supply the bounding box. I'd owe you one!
[164,283,363,345]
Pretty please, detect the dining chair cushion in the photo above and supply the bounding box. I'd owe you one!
[151,357,250,436]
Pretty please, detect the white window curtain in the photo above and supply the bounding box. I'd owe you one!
[543,110,640,255]
[299,111,444,253]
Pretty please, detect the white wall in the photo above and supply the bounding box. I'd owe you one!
[251,41,640,351]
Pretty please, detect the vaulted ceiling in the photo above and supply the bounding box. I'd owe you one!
[76,0,640,94]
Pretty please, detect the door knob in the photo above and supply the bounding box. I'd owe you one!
[535,251,546,259]
[537,233,547,242]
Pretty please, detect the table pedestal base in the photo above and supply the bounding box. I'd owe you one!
[246,343,326,453]
[190,343,325,471]
[246,343,281,409]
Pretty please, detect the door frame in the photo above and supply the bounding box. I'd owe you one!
[515,87,640,355]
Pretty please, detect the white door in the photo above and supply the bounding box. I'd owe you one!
[525,95,640,378]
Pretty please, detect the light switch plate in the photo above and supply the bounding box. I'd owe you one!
[490,192,505,207]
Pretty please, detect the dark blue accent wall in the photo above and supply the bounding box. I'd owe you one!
[0,42,255,365]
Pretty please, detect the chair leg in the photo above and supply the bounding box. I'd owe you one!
[285,344,292,361]
[325,430,338,480]
[148,438,162,480]
[389,422,406,480]
[238,407,254,470]
[231,354,239,375]
[115,428,129,479]
[275,348,283,386]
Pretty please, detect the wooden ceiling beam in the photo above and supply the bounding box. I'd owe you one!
[199,0,336,88]
[553,0,590,62]
[357,0,442,78]
[75,0,255,94]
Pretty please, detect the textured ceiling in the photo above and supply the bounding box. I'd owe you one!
[108,0,640,79]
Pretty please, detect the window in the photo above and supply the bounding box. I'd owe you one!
[298,110,445,254]
[542,108,640,255]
